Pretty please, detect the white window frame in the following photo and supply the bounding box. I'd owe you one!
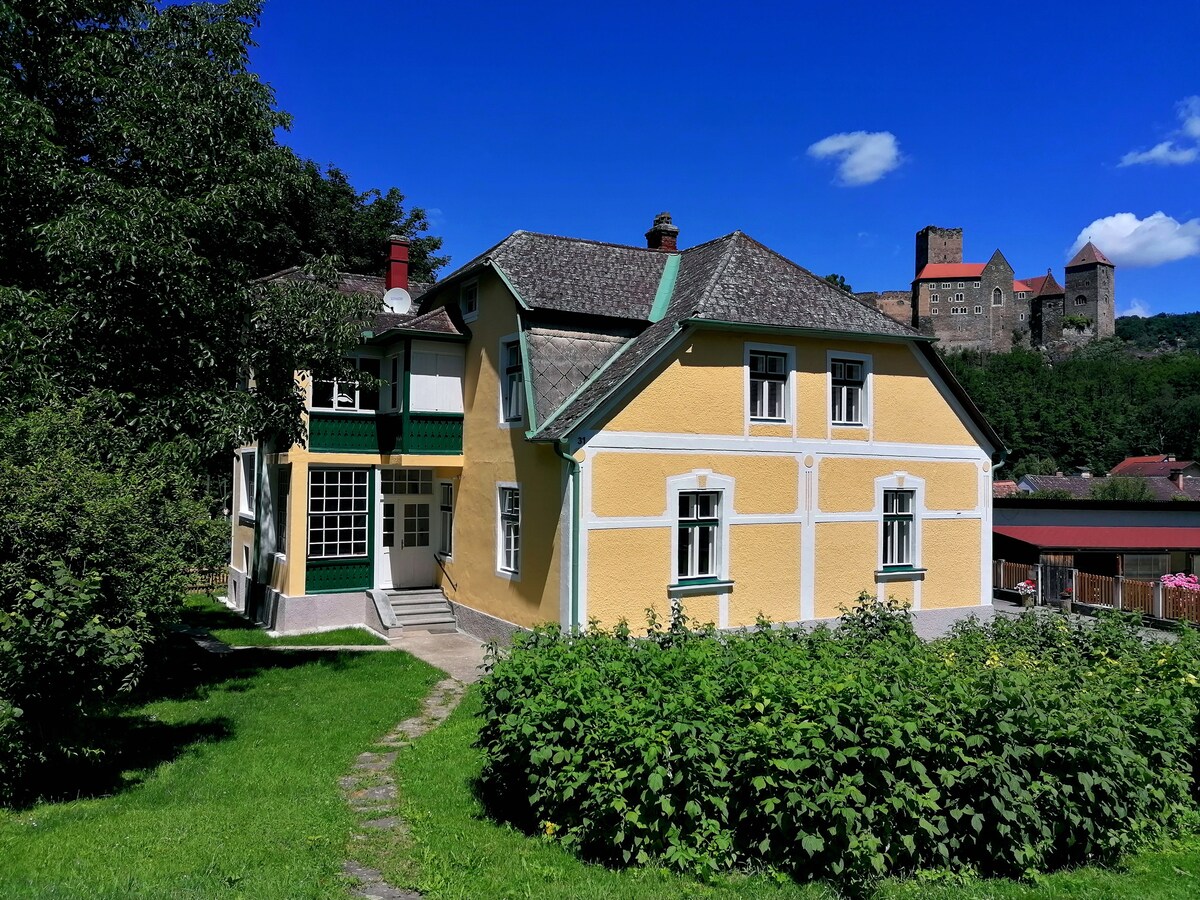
[275,463,290,557]
[827,351,871,428]
[438,481,455,559]
[1019,313,1026,321]
[237,449,256,519]
[875,473,925,577]
[384,350,403,412]
[667,472,734,593]
[954,292,964,302]
[941,282,950,289]
[498,334,525,428]
[460,279,479,323]
[310,355,381,414]
[496,482,521,579]
[974,305,983,315]
[307,468,369,560]
[973,282,980,288]
[957,282,965,289]
[991,288,1003,307]
[744,342,794,426]
[1017,291,1026,299]
[930,293,939,303]
[931,307,939,315]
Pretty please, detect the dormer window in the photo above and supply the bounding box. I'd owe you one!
[460,281,479,322]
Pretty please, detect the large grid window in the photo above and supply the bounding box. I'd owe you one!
[677,491,720,581]
[307,469,368,558]
[499,486,520,574]
[749,350,787,421]
[439,482,454,557]
[311,356,380,412]
[882,490,915,568]
[831,358,865,425]
[502,341,524,423]
[403,503,430,548]
[380,469,432,495]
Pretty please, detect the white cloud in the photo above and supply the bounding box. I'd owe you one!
[1119,141,1198,167]
[1071,211,1200,267]
[1118,298,1152,318]
[1180,96,1200,140]
[807,131,901,186]
[1120,96,1200,166]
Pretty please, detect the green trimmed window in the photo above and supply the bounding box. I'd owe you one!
[312,356,380,412]
[502,341,524,423]
[677,491,720,581]
[749,350,787,421]
[882,489,915,568]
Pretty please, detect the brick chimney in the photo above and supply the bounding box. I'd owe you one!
[645,212,679,252]
[386,234,410,290]
[1173,468,1185,490]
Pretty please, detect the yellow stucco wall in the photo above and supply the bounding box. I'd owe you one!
[814,521,878,619]
[598,331,977,447]
[427,272,565,629]
[922,519,982,609]
[818,458,979,512]
[728,523,802,624]
[591,452,799,518]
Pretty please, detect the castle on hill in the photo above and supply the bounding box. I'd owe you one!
[857,226,1115,352]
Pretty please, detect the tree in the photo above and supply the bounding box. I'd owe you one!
[0,1,446,797]
[1089,477,1156,502]
[1009,455,1058,481]
[825,273,853,293]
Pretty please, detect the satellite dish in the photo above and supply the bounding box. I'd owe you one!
[383,287,412,314]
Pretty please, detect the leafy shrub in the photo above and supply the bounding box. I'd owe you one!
[477,599,1200,887]
[0,401,225,803]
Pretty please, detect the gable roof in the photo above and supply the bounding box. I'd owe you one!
[1018,473,1200,501]
[1013,280,1031,293]
[1067,242,1114,268]
[529,231,925,440]
[915,263,987,280]
[1109,455,1199,477]
[1020,272,1064,296]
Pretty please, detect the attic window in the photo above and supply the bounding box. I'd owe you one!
[460,281,479,322]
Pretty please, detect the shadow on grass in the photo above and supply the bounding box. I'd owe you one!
[12,635,361,809]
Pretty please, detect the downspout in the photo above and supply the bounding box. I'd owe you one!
[554,439,581,630]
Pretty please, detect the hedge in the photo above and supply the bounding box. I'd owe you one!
[477,599,1200,887]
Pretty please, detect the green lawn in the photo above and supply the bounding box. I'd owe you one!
[0,638,441,899]
[182,594,386,646]
[358,687,1200,900]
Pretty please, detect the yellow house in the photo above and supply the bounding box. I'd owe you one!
[229,215,1003,639]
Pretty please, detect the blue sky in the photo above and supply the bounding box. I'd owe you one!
[251,0,1200,315]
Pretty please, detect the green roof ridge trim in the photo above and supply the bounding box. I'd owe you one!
[648,253,680,323]
[517,314,539,433]
[530,329,645,438]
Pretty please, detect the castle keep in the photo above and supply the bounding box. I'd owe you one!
[858,226,1115,352]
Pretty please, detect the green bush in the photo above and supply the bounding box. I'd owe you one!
[477,600,1200,887]
[0,401,225,803]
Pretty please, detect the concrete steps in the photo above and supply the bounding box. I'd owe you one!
[386,588,457,634]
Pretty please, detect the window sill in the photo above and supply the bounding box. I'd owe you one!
[669,579,734,597]
[238,512,255,527]
[749,418,790,426]
[832,421,865,428]
[875,568,926,583]
[308,408,377,416]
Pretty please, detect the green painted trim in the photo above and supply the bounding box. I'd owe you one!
[648,254,680,323]
[683,318,935,345]
[554,440,581,630]
[516,314,539,433]
[488,261,532,311]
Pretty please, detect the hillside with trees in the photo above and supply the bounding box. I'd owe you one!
[1116,312,1200,353]
[0,0,445,801]
[943,342,1200,479]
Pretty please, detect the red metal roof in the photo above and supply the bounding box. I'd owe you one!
[1110,455,1198,477]
[916,263,987,280]
[994,525,1200,550]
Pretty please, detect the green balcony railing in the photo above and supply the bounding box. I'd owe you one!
[308,411,463,455]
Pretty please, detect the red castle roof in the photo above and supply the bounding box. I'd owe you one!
[916,263,987,280]
[1067,242,1114,268]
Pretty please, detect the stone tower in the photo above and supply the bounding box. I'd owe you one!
[1064,242,1115,339]
[914,225,963,276]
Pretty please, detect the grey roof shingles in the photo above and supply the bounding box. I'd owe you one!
[1020,475,1200,501]
[528,232,921,439]
[525,327,629,426]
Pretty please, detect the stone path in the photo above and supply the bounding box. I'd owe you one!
[340,631,485,900]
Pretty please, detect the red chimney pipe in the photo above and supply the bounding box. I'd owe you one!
[645,212,680,252]
[386,235,410,290]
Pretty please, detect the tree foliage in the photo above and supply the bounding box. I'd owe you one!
[824,272,852,293]
[943,344,1200,477]
[1117,312,1200,352]
[0,1,446,798]
[1089,476,1156,502]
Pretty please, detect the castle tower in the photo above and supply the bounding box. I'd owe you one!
[1064,242,1115,338]
[914,225,963,277]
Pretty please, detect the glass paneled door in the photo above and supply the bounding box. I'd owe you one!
[375,469,438,589]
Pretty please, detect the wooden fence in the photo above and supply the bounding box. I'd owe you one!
[994,559,1200,627]
[186,568,224,594]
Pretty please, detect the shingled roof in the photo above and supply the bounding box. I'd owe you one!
[1067,242,1114,268]
[524,231,921,439]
